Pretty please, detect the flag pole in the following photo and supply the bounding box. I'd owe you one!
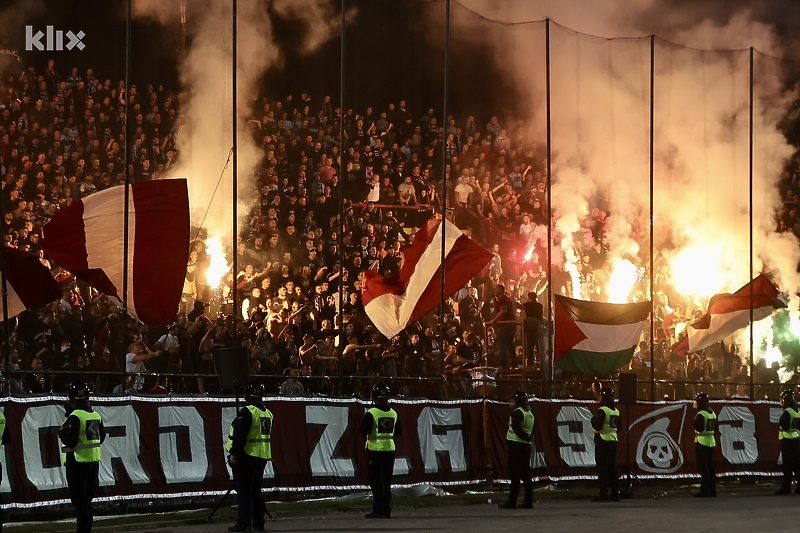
[338,0,346,395]
[545,18,552,391]
[122,0,132,368]
[0,150,9,375]
[748,47,754,399]
[439,0,451,398]
[231,0,239,348]
[648,35,655,402]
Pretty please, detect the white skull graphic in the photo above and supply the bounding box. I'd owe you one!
[645,433,673,468]
[635,414,684,473]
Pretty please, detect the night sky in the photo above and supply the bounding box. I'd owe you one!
[1,0,514,122]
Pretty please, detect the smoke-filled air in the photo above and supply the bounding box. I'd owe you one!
[443,0,800,367]
[132,0,345,287]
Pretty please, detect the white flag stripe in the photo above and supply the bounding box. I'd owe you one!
[364,219,462,339]
[0,273,25,320]
[82,187,138,318]
[572,320,647,353]
[687,306,775,353]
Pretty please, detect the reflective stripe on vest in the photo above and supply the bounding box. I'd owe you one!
[694,409,717,447]
[779,407,800,440]
[366,407,397,451]
[597,406,619,442]
[62,410,102,464]
[0,412,5,464]
[506,407,534,444]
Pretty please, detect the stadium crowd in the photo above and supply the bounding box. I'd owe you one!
[1,59,799,400]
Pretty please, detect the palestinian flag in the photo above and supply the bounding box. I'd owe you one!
[362,217,493,339]
[673,274,785,356]
[554,295,651,374]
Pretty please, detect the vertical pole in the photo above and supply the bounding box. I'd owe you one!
[545,18,552,393]
[439,0,451,398]
[0,154,8,376]
[649,35,656,402]
[748,47,755,399]
[338,0,346,395]
[122,0,132,362]
[232,0,239,347]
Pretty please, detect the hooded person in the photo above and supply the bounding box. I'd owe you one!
[591,388,620,502]
[498,389,534,510]
[360,382,402,519]
[58,380,106,533]
[226,380,273,532]
[692,392,717,498]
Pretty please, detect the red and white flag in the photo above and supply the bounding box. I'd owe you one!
[674,274,785,356]
[40,180,190,326]
[362,217,493,339]
[0,248,62,320]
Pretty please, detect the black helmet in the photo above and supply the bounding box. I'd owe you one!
[512,389,528,404]
[372,382,390,400]
[245,380,265,404]
[694,392,709,405]
[68,380,90,402]
[780,389,795,402]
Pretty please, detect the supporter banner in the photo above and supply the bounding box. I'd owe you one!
[0,396,486,508]
[489,400,784,482]
[0,397,785,507]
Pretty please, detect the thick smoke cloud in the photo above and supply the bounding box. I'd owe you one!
[132,0,345,236]
[443,0,800,297]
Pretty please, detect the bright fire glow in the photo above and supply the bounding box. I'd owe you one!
[668,243,728,298]
[205,235,229,289]
[524,247,534,262]
[608,259,637,303]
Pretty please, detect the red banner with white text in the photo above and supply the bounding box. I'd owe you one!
[0,397,784,507]
[489,399,784,482]
[0,396,486,508]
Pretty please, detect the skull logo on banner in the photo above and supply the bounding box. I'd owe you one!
[634,407,685,473]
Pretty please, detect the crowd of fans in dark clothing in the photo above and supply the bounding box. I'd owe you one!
[1,58,799,400]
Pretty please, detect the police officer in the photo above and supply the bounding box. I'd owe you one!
[498,390,534,509]
[591,388,619,502]
[227,380,273,532]
[775,389,800,495]
[58,381,106,533]
[693,392,717,498]
[360,382,402,519]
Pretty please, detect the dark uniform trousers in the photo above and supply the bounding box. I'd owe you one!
[233,454,268,528]
[780,438,800,492]
[66,460,100,533]
[507,440,533,505]
[695,443,716,496]
[595,438,618,498]
[367,449,395,517]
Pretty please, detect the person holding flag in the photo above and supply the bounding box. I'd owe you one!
[498,390,534,509]
[693,392,717,498]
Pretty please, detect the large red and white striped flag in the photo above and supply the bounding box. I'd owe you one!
[362,217,493,339]
[40,179,190,326]
[674,274,785,356]
[0,248,62,320]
